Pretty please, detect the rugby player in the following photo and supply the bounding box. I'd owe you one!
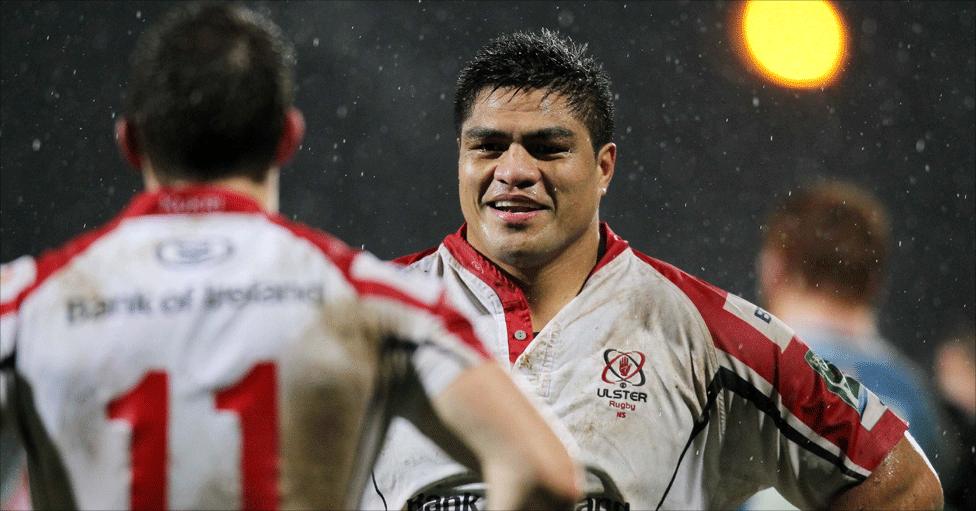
[745,181,945,508]
[0,6,580,509]
[366,29,943,510]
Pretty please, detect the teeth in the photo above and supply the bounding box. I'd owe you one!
[493,200,536,208]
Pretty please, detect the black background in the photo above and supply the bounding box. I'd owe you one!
[2,1,974,370]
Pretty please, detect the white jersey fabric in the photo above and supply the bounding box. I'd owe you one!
[0,187,488,510]
[366,224,908,511]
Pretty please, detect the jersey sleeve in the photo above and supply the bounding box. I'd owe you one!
[1,256,36,363]
[705,290,907,507]
[1,256,36,415]
[0,256,35,499]
[345,251,490,398]
[653,262,908,508]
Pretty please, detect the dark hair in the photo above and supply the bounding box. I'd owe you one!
[762,182,891,304]
[125,3,295,182]
[454,29,615,153]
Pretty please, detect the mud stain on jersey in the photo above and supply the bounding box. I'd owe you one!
[279,297,381,509]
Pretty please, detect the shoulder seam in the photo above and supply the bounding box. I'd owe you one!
[5,216,129,315]
[628,250,726,430]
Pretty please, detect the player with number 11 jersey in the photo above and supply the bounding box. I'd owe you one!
[0,4,581,510]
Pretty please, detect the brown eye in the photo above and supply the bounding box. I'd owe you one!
[477,143,506,153]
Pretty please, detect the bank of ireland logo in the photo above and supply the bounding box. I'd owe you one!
[601,349,647,388]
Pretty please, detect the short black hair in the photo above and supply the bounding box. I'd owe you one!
[454,29,615,153]
[125,3,295,183]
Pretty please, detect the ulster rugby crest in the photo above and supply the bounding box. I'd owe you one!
[597,349,648,419]
[601,349,646,388]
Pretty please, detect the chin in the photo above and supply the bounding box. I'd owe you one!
[494,239,553,269]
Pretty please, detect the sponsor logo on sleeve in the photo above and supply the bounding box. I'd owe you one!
[596,349,647,419]
[804,350,865,412]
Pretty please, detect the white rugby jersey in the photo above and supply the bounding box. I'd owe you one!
[366,224,909,510]
[0,187,488,510]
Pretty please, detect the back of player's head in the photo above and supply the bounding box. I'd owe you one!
[454,29,615,153]
[762,181,890,305]
[125,3,295,183]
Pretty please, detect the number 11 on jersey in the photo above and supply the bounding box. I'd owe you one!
[107,363,279,510]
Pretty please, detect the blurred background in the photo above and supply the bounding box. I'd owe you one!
[1,0,973,491]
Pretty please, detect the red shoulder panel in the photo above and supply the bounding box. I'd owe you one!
[2,216,126,317]
[631,249,906,472]
[270,217,488,359]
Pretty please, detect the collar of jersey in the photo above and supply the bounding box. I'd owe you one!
[441,222,630,293]
[120,186,266,218]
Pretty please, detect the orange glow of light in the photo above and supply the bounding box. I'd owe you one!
[735,0,848,89]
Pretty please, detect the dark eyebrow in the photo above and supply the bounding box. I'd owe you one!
[462,127,508,140]
[524,127,575,140]
[462,126,575,141]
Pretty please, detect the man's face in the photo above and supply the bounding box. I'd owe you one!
[458,88,615,271]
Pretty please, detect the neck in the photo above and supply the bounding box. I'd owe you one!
[491,224,602,333]
[766,288,878,340]
[143,167,280,213]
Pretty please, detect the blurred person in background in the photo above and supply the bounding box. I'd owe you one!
[745,180,946,510]
[366,30,943,510]
[933,329,976,511]
[0,4,580,509]
[757,181,944,456]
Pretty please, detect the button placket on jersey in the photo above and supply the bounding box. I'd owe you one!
[523,323,557,399]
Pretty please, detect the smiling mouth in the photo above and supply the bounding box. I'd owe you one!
[487,200,546,213]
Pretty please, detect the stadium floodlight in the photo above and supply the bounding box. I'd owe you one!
[732,0,849,89]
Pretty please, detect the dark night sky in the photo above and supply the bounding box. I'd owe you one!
[2,1,974,371]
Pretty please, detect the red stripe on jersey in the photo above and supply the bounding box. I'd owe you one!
[269,217,489,360]
[442,226,533,365]
[5,216,127,317]
[631,249,906,472]
[393,246,438,266]
[351,279,489,359]
[0,299,18,317]
[780,340,909,471]
[266,214,358,275]
[433,223,632,365]
[589,224,630,277]
[3,187,267,317]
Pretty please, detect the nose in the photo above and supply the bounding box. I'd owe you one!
[494,144,541,188]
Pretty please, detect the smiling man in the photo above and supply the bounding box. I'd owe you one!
[365,29,943,510]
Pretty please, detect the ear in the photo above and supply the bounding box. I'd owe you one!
[115,118,143,170]
[596,142,616,196]
[273,108,305,167]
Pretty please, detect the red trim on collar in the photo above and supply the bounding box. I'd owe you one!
[121,186,265,218]
[443,226,534,365]
[393,245,438,266]
[441,222,629,365]
[2,187,267,317]
[591,223,630,277]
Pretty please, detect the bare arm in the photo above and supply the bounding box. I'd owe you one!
[829,434,943,510]
[430,361,582,510]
